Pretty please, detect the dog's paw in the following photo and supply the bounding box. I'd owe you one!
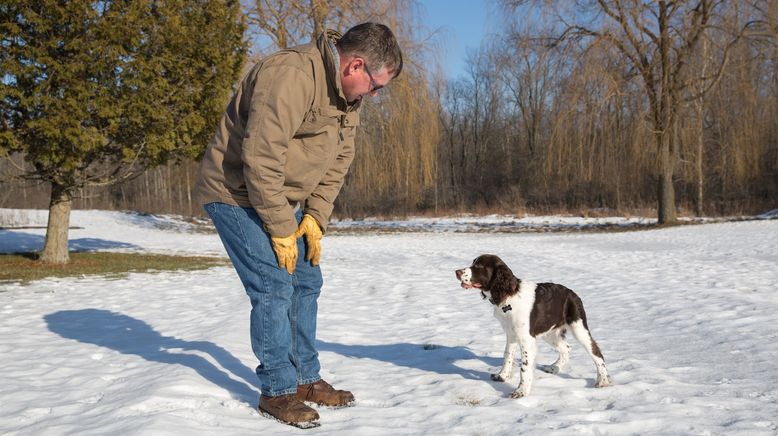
[490,373,507,382]
[595,376,611,388]
[538,364,559,374]
[509,388,528,399]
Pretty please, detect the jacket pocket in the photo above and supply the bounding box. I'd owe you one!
[295,106,342,157]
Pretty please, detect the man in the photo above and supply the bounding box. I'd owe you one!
[193,23,402,428]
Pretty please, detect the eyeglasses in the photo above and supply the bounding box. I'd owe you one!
[363,63,384,93]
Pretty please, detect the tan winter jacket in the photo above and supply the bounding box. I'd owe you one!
[194,30,360,237]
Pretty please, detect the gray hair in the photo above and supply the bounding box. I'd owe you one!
[337,22,403,78]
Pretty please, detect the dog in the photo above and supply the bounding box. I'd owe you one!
[455,254,611,398]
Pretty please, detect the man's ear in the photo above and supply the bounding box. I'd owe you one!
[348,57,365,74]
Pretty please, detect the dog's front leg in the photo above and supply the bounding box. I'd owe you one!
[492,339,518,382]
[510,336,537,398]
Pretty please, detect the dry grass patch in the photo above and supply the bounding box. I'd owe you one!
[0,252,229,285]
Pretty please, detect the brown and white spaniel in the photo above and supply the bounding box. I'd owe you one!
[455,254,611,398]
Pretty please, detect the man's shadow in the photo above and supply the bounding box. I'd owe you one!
[44,309,259,404]
[0,231,140,253]
[316,339,501,383]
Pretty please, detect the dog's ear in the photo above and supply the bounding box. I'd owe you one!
[489,259,516,295]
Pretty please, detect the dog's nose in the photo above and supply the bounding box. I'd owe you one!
[455,269,463,279]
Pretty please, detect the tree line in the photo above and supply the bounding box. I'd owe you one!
[2,1,777,263]
[437,0,777,220]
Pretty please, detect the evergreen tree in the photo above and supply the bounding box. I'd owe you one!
[1,0,246,263]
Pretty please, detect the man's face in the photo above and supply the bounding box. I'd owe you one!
[341,57,392,103]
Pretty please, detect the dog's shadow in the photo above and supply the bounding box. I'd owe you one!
[44,309,259,404]
[316,340,503,382]
[317,340,583,393]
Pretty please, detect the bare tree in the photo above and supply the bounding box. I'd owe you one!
[505,0,761,223]
[690,34,710,217]
[247,0,391,50]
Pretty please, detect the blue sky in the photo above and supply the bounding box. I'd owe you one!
[246,0,496,80]
[418,0,494,79]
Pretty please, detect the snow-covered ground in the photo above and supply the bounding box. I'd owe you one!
[1,209,777,435]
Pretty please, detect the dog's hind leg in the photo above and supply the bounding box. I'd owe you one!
[539,327,570,375]
[569,320,611,387]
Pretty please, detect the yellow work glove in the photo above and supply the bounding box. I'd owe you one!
[270,234,298,274]
[294,214,323,266]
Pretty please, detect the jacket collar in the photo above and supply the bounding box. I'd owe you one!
[317,30,360,110]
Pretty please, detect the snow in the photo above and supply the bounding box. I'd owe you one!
[1,208,777,435]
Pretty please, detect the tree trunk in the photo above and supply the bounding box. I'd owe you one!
[694,37,709,217]
[695,103,705,217]
[39,182,72,264]
[657,131,678,224]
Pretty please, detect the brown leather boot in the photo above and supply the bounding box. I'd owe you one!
[297,379,355,408]
[258,394,320,429]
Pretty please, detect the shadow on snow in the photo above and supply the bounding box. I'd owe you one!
[44,309,511,401]
[0,231,141,253]
[44,309,259,404]
[317,339,501,383]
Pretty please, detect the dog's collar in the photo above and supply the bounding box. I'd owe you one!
[486,281,519,309]
[487,295,512,312]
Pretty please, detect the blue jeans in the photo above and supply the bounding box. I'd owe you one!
[204,202,322,397]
